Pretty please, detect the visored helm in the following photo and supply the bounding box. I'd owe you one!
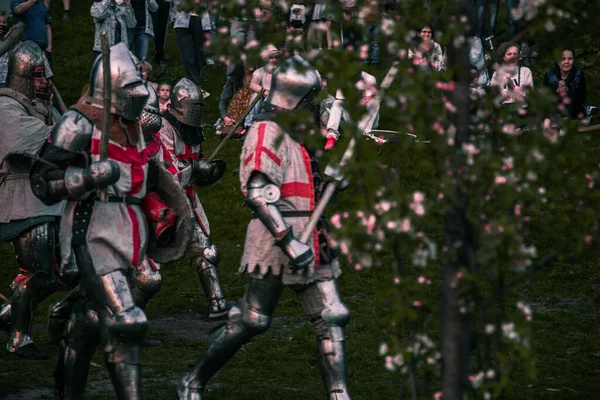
[169,78,204,128]
[140,84,162,140]
[6,41,51,105]
[265,55,321,111]
[88,42,149,121]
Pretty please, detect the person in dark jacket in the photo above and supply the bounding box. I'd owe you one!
[543,49,587,120]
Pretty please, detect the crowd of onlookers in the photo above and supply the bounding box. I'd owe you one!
[0,0,592,126]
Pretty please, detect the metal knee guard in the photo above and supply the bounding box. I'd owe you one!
[8,222,59,351]
[317,279,350,342]
[48,285,83,344]
[129,258,162,310]
[190,224,229,317]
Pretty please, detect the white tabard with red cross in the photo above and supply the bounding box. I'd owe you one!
[59,118,149,275]
[239,120,326,285]
[159,118,211,235]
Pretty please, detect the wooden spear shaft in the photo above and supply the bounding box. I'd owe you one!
[99,32,111,202]
[207,89,266,162]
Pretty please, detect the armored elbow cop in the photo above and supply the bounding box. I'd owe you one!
[31,160,121,201]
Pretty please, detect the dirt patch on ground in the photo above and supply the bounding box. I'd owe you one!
[150,311,227,342]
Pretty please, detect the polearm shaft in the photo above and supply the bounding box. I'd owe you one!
[578,124,600,134]
[207,88,265,162]
[299,137,356,244]
[51,82,68,114]
[299,62,400,244]
[99,32,111,202]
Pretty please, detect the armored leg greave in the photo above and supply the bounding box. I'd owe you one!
[7,222,58,353]
[62,300,101,400]
[296,279,351,399]
[178,276,284,399]
[72,245,148,400]
[190,222,229,318]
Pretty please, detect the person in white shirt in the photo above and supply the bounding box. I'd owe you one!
[491,43,534,105]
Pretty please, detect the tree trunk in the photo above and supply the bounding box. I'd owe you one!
[441,1,474,399]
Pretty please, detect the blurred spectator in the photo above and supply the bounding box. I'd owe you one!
[491,43,533,105]
[408,25,445,72]
[361,0,380,64]
[91,0,136,61]
[341,0,363,58]
[138,60,158,89]
[469,36,489,86]
[0,11,11,88]
[173,0,205,87]
[127,0,158,61]
[158,82,171,112]
[216,62,251,128]
[11,0,53,68]
[543,49,587,120]
[284,2,308,55]
[44,0,71,20]
[474,0,519,42]
[151,0,171,66]
[200,6,217,66]
[245,44,280,127]
[306,0,332,51]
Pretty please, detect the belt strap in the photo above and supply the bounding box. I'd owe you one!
[253,210,311,219]
[88,194,142,205]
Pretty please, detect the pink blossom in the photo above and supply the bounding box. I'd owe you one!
[418,276,426,284]
[514,204,521,216]
[586,174,595,188]
[331,214,342,229]
[366,215,376,235]
[495,176,507,184]
[434,392,443,399]
[413,300,422,307]
[354,264,362,271]
[413,191,425,203]
[585,235,592,246]
[400,218,411,232]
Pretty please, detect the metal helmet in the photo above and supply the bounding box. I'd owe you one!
[88,42,149,121]
[169,78,204,128]
[6,41,51,104]
[265,55,321,111]
[140,84,162,140]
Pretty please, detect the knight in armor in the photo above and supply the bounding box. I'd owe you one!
[46,85,184,399]
[159,77,232,319]
[29,42,190,399]
[0,41,73,360]
[178,55,351,400]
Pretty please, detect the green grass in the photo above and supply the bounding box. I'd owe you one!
[1,2,600,399]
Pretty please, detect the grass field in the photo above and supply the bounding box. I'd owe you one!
[1,1,600,399]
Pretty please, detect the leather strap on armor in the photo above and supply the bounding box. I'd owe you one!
[89,194,143,205]
[71,100,140,147]
[0,88,49,122]
[252,210,311,218]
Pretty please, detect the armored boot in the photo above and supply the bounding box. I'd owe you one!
[317,338,350,400]
[193,236,231,319]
